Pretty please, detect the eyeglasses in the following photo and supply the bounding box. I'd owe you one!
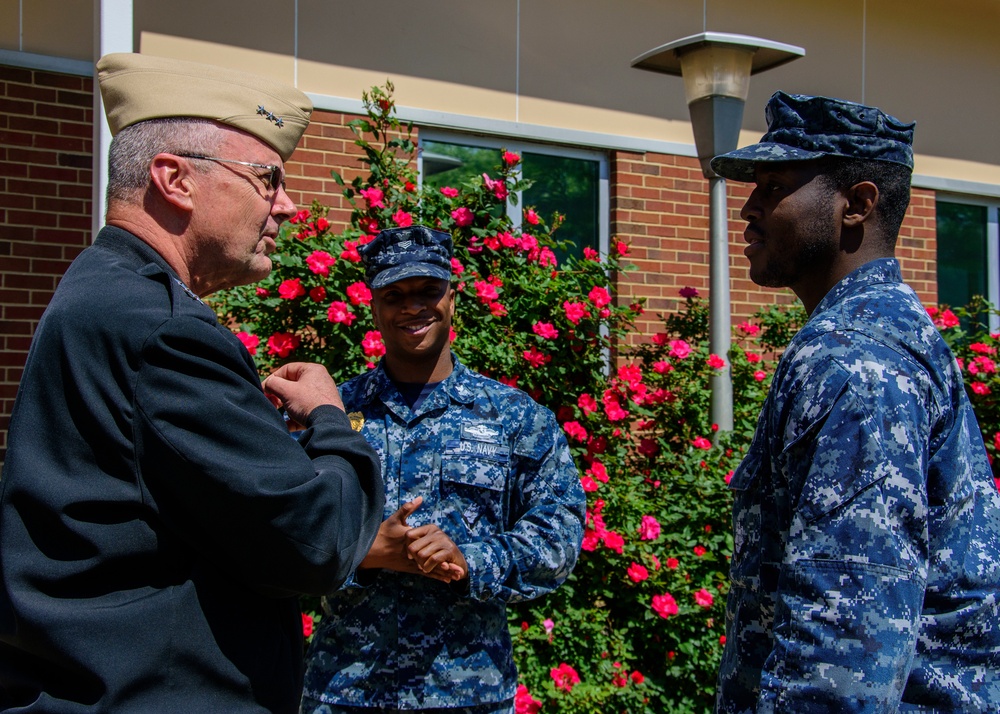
[175,154,285,193]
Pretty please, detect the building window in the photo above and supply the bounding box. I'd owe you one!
[936,199,1000,324]
[419,133,607,264]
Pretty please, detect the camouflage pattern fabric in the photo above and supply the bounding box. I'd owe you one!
[303,356,585,710]
[715,258,1000,712]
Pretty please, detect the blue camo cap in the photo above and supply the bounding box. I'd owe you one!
[710,91,915,182]
[359,226,453,289]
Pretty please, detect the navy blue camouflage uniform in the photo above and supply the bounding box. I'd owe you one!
[302,355,585,711]
[716,258,1000,712]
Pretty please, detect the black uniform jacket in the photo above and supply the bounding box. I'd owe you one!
[0,226,384,712]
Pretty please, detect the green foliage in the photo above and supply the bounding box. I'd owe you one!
[212,82,1000,713]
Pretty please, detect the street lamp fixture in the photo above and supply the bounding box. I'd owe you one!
[632,32,803,433]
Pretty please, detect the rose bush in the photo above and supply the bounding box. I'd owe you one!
[212,83,1000,713]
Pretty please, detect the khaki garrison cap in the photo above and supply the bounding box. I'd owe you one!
[96,53,312,162]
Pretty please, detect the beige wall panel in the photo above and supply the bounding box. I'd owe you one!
[915,155,1000,188]
[864,0,1000,166]
[135,0,295,58]
[19,0,93,59]
[138,33,297,86]
[0,1,19,51]
[298,61,517,121]
[296,0,518,100]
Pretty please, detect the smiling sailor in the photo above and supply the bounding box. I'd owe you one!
[301,225,586,714]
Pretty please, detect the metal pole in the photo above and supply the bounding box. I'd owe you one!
[709,174,733,432]
[92,0,133,240]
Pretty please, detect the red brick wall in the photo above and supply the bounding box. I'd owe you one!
[611,150,938,343]
[0,66,94,464]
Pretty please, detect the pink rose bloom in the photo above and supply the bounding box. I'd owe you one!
[614,240,629,256]
[278,278,305,300]
[451,206,474,226]
[693,545,707,557]
[315,217,330,232]
[392,209,413,227]
[564,301,588,325]
[267,332,300,358]
[669,340,692,360]
[514,684,541,714]
[474,280,499,303]
[450,258,464,275]
[578,393,598,415]
[309,286,326,303]
[550,663,580,693]
[627,562,649,583]
[440,186,459,198]
[679,286,699,298]
[651,592,679,619]
[602,530,625,554]
[482,173,508,200]
[588,460,608,482]
[346,281,372,306]
[361,330,385,359]
[739,321,761,336]
[754,370,767,382]
[972,382,991,395]
[694,588,715,608]
[523,346,551,368]
[666,557,679,569]
[692,436,712,450]
[653,360,671,374]
[489,302,508,317]
[359,186,384,209]
[301,613,314,638]
[588,285,612,308]
[581,529,600,551]
[651,333,669,346]
[639,515,661,541]
[340,241,361,262]
[580,475,599,492]
[532,322,559,339]
[236,331,259,355]
[524,208,540,225]
[503,150,521,165]
[327,301,356,326]
[255,287,270,297]
[543,618,554,634]
[563,420,588,443]
[305,250,336,276]
[358,216,379,234]
[583,247,600,262]
[707,354,727,369]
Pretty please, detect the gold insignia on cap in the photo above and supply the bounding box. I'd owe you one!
[96,53,312,162]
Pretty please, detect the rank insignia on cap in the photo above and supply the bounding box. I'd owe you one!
[257,105,284,128]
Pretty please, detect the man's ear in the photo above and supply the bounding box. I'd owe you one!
[843,181,878,228]
[149,153,195,211]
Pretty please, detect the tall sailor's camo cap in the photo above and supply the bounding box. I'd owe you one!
[711,91,914,182]
[96,53,312,162]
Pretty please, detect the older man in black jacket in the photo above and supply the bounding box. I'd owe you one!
[0,53,384,712]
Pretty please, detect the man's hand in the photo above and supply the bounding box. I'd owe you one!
[406,524,468,582]
[359,498,466,583]
[263,362,345,424]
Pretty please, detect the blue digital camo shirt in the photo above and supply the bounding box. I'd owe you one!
[303,356,585,710]
[716,258,1000,713]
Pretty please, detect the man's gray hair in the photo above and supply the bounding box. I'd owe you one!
[106,118,226,204]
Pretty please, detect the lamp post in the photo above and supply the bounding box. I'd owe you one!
[631,32,803,432]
